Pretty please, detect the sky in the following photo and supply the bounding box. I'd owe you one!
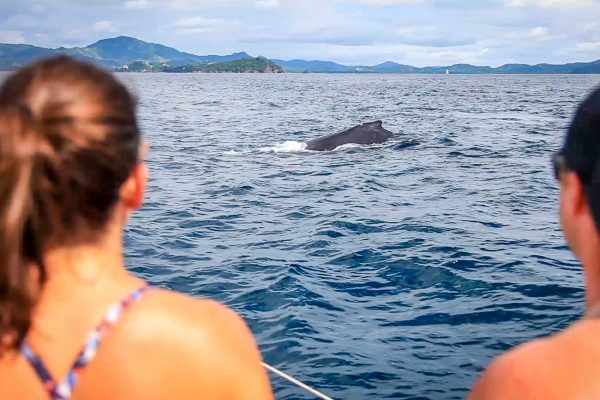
[1,0,600,67]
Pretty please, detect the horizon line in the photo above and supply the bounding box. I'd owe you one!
[2,35,599,70]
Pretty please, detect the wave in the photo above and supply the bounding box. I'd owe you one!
[258,141,308,153]
[225,140,393,155]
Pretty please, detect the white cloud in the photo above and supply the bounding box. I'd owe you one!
[126,0,282,10]
[396,25,476,47]
[120,0,420,8]
[505,27,560,43]
[530,26,551,41]
[505,0,592,7]
[576,41,600,52]
[350,0,424,4]
[254,0,280,8]
[0,30,25,44]
[125,0,150,9]
[579,22,599,32]
[93,20,118,33]
[32,33,52,46]
[173,16,239,34]
[302,41,490,66]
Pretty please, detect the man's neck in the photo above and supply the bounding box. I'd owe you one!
[581,248,600,312]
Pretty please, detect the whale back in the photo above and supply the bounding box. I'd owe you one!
[306,121,393,151]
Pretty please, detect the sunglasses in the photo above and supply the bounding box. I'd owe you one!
[552,151,570,181]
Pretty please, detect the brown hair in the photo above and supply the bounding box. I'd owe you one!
[0,56,140,353]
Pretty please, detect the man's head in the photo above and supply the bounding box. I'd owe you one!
[557,87,600,257]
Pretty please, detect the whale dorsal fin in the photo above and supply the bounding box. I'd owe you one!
[364,120,382,127]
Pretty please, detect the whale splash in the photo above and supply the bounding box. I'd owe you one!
[258,141,308,153]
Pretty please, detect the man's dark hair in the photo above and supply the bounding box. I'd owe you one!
[563,87,600,232]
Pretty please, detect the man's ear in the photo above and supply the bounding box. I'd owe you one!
[562,172,589,217]
[120,162,148,210]
[561,171,598,248]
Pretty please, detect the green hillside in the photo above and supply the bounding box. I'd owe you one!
[165,57,284,73]
[113,57,283,73]
[0,36,260,72]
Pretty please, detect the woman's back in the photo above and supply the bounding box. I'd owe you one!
[1,283,271,399]
[0,56,272,399]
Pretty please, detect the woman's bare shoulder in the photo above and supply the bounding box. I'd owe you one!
[109,288,272,399]
[125,289,262,360]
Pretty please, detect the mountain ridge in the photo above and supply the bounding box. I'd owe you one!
[0,36,278,73]
[275,59,600,74]
[1,36,599,74]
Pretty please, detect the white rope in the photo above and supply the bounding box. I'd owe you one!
[261,362,334,400]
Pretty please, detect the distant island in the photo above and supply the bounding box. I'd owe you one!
[114,57,283,73]
[0,36,283,74]
[1,36,600,74]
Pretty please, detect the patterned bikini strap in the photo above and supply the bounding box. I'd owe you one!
[22,285,151,400]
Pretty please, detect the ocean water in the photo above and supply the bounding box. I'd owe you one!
[3,70,597,398]
[120,73,599,399]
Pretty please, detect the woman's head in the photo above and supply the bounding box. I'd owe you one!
[0,56,143,351]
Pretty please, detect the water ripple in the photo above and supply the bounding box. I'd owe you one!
[115,73,599,399]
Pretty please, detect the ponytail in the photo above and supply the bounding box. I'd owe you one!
[0,104,45,352]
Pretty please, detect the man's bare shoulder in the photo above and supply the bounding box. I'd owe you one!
[469,319,600,400]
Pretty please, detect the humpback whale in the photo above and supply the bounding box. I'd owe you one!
[306,121,393,151]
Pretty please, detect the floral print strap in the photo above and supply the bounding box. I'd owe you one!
[21,285,151,400]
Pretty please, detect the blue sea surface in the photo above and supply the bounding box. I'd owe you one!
[119,73,598,399]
